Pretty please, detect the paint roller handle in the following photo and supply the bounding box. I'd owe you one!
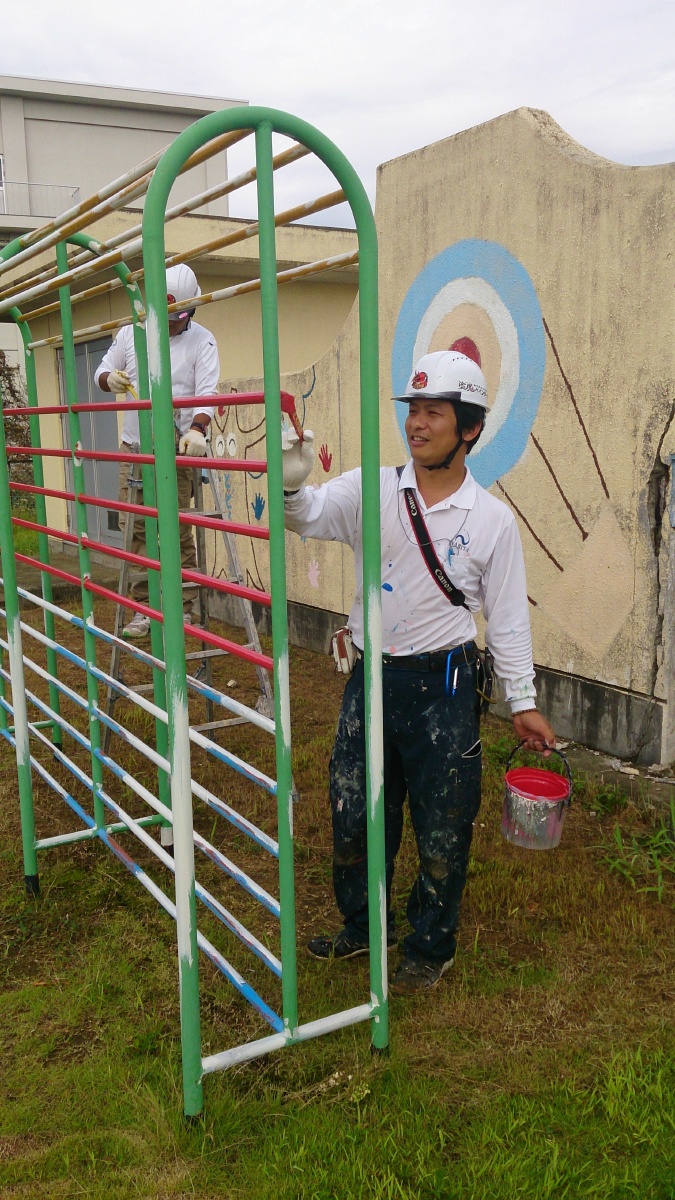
[506,740,573,804]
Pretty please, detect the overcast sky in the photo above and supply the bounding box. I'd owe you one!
[5,0,674,225]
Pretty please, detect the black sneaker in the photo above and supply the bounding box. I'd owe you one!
[389,953,454,995]
[307,929,397,961]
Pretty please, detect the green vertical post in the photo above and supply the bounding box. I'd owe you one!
[0,377,38,893]
[255,120,298,1034]
[10,309,64,746]
[142,190,202,1117]
[56,240,105,830]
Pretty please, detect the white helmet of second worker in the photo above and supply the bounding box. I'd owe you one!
[394,350,489,410]
[165,263,201,322]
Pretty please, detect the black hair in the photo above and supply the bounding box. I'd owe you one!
[452,400,486,454]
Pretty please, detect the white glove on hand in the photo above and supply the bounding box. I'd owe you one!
[107,369,133,394]
[178,426,208,457]
[282,429,314,492]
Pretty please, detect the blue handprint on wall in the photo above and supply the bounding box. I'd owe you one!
[251,493,266,521]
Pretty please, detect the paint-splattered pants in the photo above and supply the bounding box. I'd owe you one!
[330,652,482,963]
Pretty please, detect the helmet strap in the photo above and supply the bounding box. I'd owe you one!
[424,435,464,472]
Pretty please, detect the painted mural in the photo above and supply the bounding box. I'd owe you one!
[389,238,635,660]
[215,108,674,758]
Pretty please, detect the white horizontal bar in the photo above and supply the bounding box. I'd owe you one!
[200,1003,374,1076]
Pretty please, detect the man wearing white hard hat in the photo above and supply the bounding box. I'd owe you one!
[282,349,555,995]
[95,264,219,638]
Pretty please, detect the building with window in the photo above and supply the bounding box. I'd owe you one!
[0,73,250,370]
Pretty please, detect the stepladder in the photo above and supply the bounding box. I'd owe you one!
[101,440,275,754]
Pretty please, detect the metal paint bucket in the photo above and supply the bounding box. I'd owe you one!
[502,744,572,850]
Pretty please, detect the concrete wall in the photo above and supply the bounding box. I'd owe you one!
[217,109,675,763]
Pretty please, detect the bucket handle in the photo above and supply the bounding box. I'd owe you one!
[506,740,573,806]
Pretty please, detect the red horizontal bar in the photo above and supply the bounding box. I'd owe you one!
[10,481,76,502]
[79,494,157,519]
[80,534,271,609]
[70,391,294,414]
[80,536,160,573]
[77,448,154,465]
[182,621,273,669]
[15,554,80,587]
[3,405,68,416]
[186,511,270,540]
[82,577,273,669]
[78,493,270,540]
[180,568,271,608]
[7,447,70,458]
[74,448,267,473]
[12,517,78,545]
[83,579,154,617]
[71,397,218,413]
[71,400,150,413]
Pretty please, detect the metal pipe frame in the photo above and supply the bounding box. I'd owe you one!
[25,250,359,350]
[0,136,304,312]
[16,166,334,324]
[0,105,385,1117]
[6,612,278,803]
[139,104,385,1115]
[0,648,281,926]
[0,127,252,288]
[10,581,276,735]
[0,706,283,1029]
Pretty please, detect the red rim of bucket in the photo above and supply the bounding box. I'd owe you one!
[505,767,570,803]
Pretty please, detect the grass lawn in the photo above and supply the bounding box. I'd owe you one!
[0,605,673,1198]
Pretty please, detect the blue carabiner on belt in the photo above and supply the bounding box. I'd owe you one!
[445,652,459,697]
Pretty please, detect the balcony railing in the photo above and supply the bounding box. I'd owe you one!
[0,181,80,220]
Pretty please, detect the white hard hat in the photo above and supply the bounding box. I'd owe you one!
[394,350,489,410]
[165,263,201,320]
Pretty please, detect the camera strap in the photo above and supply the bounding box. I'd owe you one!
[397,470,468,609]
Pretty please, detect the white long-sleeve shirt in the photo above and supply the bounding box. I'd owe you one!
[284,460,537,714]
[94,321,219,444]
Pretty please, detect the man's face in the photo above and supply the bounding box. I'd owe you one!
[168,314,190,338]
[405,397,462,466]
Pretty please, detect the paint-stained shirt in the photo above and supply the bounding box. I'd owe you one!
[94,321,219,444]
[284,460,536,713]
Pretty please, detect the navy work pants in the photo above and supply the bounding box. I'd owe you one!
[329,651,482,963]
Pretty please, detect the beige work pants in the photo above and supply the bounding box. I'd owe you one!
[117,449,198,611]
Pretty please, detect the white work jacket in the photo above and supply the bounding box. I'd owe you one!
[94,321,220,444]
[284,461,537,713]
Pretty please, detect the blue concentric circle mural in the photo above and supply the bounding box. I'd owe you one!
[391,240,546,487]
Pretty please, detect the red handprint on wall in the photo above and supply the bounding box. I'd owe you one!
[319,443,333,472]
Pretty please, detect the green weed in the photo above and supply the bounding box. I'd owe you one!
[599,798,675,902]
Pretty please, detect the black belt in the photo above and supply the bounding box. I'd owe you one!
[356,641,477,672]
